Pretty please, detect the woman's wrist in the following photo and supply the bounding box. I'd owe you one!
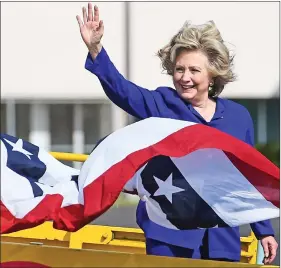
[88,43,103,60]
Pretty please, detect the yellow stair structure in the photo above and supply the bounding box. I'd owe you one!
[0,152,277,267]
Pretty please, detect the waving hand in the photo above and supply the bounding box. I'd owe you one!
[76,3,104,58]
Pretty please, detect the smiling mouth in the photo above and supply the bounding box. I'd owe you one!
[181,85,196,90]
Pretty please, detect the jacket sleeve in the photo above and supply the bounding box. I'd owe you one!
[85,47,160,119]
[245,111,275,239]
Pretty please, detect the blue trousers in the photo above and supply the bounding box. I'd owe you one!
[145,238,236,262]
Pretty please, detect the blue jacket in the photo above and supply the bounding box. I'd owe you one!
[85,47,275,261]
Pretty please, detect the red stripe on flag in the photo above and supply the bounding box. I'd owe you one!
[1,194,82,234]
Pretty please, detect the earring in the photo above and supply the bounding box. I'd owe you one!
[209,82,214,91]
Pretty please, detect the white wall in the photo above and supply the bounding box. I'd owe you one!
[1,2,279,100]
[1,2,126,100]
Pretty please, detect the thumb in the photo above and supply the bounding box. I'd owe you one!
[76,15,83,30]
[263,242,269,258]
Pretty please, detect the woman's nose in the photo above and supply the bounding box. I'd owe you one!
[181,72,191,82]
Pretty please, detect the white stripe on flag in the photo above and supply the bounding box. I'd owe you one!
[172,148,279,226]
[37,148,80,208]
[37,148,79,186]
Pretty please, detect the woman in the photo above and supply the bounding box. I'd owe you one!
[76,3,278,264]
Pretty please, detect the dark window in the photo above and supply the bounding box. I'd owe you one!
[16,104,30,141]
[1,103,6,133]
[267,99,280,143]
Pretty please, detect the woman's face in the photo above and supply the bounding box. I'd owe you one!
[173,49,213,102]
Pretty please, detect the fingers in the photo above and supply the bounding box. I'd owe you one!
[94,5,99,22]
[267,242,278,264]
[264,252,276,264]
[263,242,269,258]
[76,15,83,29]
[262,241,269,264]
[88,3,93,21]
[263,256,270,264]
[82,6,87,24]
[263,241,278,264]
[268,252,277,264]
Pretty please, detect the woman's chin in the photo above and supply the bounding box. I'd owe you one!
[180,91,197,101]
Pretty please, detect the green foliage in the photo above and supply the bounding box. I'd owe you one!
[255,143,280,167]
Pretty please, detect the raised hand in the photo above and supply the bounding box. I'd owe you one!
[76,3,104,57]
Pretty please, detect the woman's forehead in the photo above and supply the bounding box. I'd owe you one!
[175,50,209,67]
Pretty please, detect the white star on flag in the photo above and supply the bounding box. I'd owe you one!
[4,138,33,160]
[153,173,185,203]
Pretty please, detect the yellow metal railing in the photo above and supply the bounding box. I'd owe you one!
[0,152,260,265]
[50,152,89,162]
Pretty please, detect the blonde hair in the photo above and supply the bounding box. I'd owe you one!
[157,21,236,97]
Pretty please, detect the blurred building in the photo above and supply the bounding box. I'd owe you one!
[1,2,279,169]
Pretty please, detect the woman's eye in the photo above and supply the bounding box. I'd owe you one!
[176,68,184,72]
[191,69,199,73]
